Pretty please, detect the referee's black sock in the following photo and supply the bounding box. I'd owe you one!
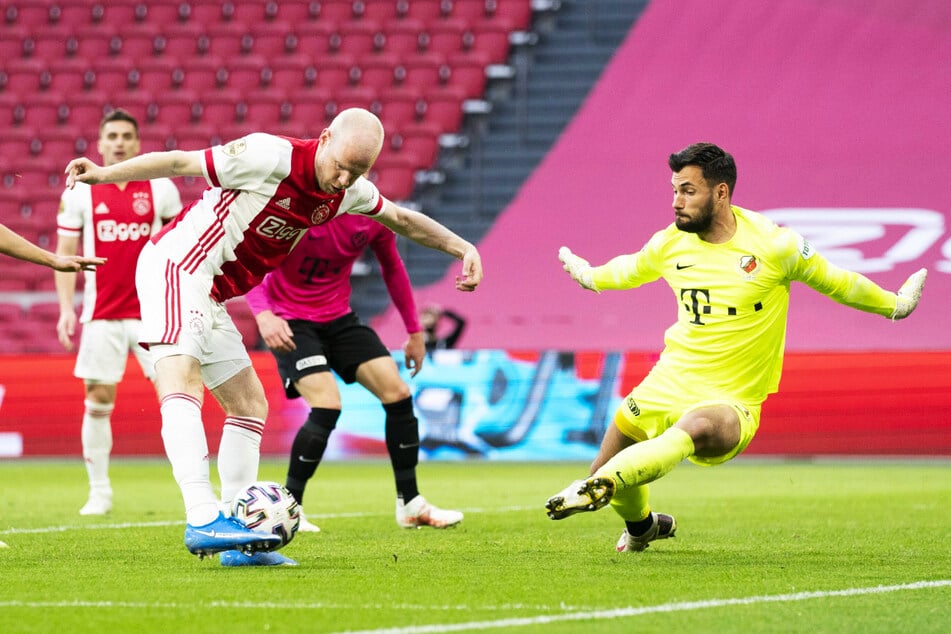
[285,407,340,505]
[384,397,420,503]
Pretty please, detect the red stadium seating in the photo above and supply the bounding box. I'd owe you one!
[268,2,321,24]
[325,85,378,118]
[377,86,424,131]
[224,55,271,92]
[334,20,385,56]
[468,20,512,63]
[295,21,338,57]
[392,121,442,168]
[355,53,401,91]
[198,88,243,126]
[4,3,53,29]
[247,22,298,58]
[73,25,122,59]
[3,58,47,96]
[357,0,400,23]
[133,57,180,93]
[396,0,448,22]
[419,85,465,133]
[400,52,450,90]
[445,50,490,98]
[91,59,135,94]
[0,27,29,60]
[178,57,228,92]
[427,18,467,55]
[268,55,314,91]
[239,91,292,127]
[0,126,39,159]
[16,92,66,128]
[46,58,96,94]
[118,23,163,59]
[206,23,255,59]
[137,0,186,27]
[316,0,359,23]
[381,18,426,55]
[369,153,416,201]
[61,92,110,128]
[151,90,202,126]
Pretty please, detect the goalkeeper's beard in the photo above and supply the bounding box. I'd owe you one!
[675,197,716,234]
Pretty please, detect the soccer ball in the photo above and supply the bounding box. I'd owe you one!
[231,481,301,551]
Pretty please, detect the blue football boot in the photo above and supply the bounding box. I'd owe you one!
[184,512,281,559]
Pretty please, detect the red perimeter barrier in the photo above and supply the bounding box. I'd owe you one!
[0,351,948,457]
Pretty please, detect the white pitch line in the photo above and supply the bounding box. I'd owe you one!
[330,580,951,634]
[0,506,538,536]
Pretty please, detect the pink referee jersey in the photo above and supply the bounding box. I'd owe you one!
[57,178,182,321]
[150,133,385,303]
[245,213,422,333]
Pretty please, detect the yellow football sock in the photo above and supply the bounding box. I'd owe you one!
[594,427,695,489]
[609,483,651,522]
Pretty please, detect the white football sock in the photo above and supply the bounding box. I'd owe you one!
[82,399,114,497]
[218,416,264,510]
[160,393,218,526]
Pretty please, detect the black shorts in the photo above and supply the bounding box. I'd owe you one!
[272,312,390,399]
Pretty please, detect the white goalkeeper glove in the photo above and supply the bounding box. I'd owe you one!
[890,267,927,320]
[558,246,599,292]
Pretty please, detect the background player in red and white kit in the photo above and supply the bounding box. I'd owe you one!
[64,108,482,566]
[246,213,464,534]
[55,109,182,516]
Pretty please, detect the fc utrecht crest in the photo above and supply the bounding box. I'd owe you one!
[312,204,332,224]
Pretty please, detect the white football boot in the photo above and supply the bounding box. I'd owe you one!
[396,495,463,528]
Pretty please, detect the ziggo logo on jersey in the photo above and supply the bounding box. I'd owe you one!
[95,220,153,241]
[764,208,951,274]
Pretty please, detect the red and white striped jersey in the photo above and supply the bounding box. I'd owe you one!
[57,178,182,321]
[151,133,386,302]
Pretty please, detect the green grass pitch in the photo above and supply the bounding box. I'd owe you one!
[0,458,949,633]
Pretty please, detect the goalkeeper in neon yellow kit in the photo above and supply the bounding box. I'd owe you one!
[545,143,928,552]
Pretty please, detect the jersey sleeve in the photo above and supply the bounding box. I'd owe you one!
[341,177,385,217]
[369,224,421,334]
[202,133,289,191]
[243,276,273,316]
[56,184,88,236]
[779,227,897,317]
[152,178,183,221]
[590,230,666,290]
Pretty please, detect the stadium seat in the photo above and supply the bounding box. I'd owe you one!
[16,92,67,128]
[445,50,490,98]
[400,52,450,90]
[334,20,385,56]
[381,18,426,55]
[355,54,401,91]
[198,88,243,126]
[309,55,358,91]
[224,55,270,92]
[172,123,219,150]
[369,154,416,201]
[91,59,136,94]
[247,21,298,58]
[0,27,29,61]
[419,85,465,133]
[159,23,208,59]
[151,90,202,126]
[4,3,53,29]
[468,20,512,63]
[295,21,337,57]
[5,157,63,196]
[207,23,255,59]
[61,92,111,128]
[178,57,228,92]
[239,91,292,127]
[138,123,176,152]
[0,127,40,159]
[137,0,187,27]
[183,2,229,25]
[268,55,313,91]
[378,85,424,131]
[73,25,123,59]
[287,86,334,133]
[39,126,88,159]
[392,122,441,168]
[133,57,180,93]
[396,0,449,22]
[268,1,320,24]
[485,0,532,30]
[316,0,358,23]
[325,85,377,119]
[427,18,467,55]
[116,23,163,59]
[97,1,147,26]
[229,1,272,26]
[49,1,100,27]
[357,0,399,23]
[2,58,47,96]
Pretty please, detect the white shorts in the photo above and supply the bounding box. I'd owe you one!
[75,319,154,383]
[136,242,251,389]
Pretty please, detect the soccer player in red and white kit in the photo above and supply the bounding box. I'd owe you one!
[246,213,463,535]
[64,108,482,565]
[55,109,182,516]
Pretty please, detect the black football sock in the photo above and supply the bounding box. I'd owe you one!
[285,407,340,505]
[626,513,655,537]
[384,397,420,503]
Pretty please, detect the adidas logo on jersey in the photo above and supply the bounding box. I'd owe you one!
[94,202,110,214]
[275,197,291,210]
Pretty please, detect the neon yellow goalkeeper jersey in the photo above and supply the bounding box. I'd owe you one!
[591,206,898,405]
